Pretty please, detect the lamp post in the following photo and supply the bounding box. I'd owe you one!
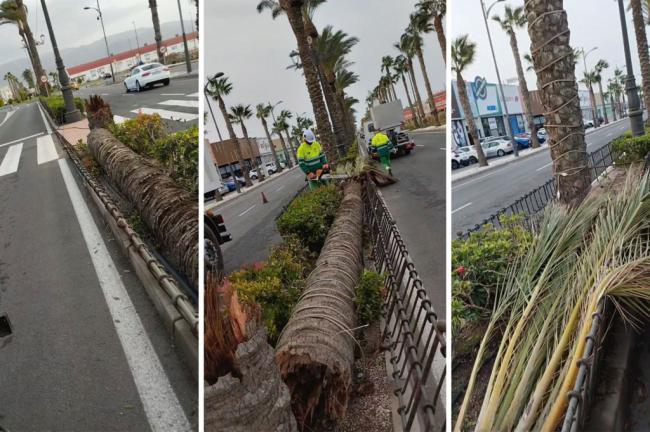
[204,73,224,141]
[41,0,81,122]
[132,22,141,64]
[176,0,192,73]
[21,34,47,96]
[480,0,518,157]
[579,46,599,127]
[617,0,644,136]
[269,100,292,167]
[84,1,115,84]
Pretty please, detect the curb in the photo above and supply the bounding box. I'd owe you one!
[452,145,547,183]
[40,102,198,379]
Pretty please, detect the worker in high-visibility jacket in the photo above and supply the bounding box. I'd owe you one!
[371,130,394,174]
[297,130,329,189]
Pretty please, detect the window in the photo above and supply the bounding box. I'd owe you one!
[141,64,156,71]
[132,68,140,76]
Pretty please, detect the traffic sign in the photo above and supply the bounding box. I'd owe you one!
[160,46,167,54]
[40,75,48,83]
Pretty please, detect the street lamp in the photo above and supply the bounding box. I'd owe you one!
[84,1,115,84]
[40,0,81,123]
[204,72,224,141]
[132,22,141,63]
[480,0,519,157]
[269,100,292,167]
[21,34,47,96]
[579,46,599,127]
[176,0,192,73]
[617,0,644,136]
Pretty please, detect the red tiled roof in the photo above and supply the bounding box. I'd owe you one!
[67,31,198,76]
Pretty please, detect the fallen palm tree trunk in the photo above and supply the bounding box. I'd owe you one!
[275,181,364,428]
[204,274,297,432]
[88,128,198,290]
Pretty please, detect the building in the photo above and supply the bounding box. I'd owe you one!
[270,136,297,166]
[403,90,446,122]
[0,86,12,102]
[67,32,198,82]
[206,137,262,179]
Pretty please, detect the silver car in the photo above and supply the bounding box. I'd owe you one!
[481,138,513,158]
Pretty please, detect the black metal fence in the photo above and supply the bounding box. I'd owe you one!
[363,180,446,432]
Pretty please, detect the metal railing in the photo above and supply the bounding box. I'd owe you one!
[363,180,446,432]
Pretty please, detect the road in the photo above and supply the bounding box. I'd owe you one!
[452,120,631,234]
[379,130,446,318]
[74,71,198,133]
[207,168,306,275]
[0,103,196,430]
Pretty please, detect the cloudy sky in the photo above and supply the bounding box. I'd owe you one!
[452,0,644,92]
[204,0,445,139]
[0,0,196,64]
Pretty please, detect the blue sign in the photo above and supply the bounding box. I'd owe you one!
[487,105,497,111]
[472,76,488,100]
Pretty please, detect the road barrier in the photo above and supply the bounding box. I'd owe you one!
[363,180,446,432]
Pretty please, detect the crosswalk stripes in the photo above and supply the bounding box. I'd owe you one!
[37,134,59,165]
[116,92,199,124]
[158,100,199,108]
[185,92,199,97]
[130,107,199,122]
[0,143,23,177]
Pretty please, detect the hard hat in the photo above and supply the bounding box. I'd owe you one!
[303,130,316,144]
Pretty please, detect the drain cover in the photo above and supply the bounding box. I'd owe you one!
[0,314,12,337]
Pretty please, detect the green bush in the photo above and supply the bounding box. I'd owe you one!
[229,237,310,345]
[451,215,532,333]
[109,113,167,155]
[153,125,199,194]
[612,131,650,164]
[339,139,360,166]
[355,270,385,326]
[40,95,85,124]
[276,184,343,252]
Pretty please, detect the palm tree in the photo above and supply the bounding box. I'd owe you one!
[607,80,618,121]
[493,5,539,148]
[256,103,287,171]
[406,13,441,125]
[381,55,397,100]
[630,0,650,124]
[258,0,338,162]
[335,65,359,141]
[4,72,19,100]
[48,71,59,89]
[609,77,624,118]
[416,0,446,62]
[148,0,164,63]
[0,0,47,96]
[452,35,487,166]
[524,0,591,208]
[523,53,535,72]
[582,70,600,127]
[278,109,300,163]
[272,118,294,166]
[205,74,252,189]
[230,104,265,182]
[394,55,419,127]
[21,68,33,89]
[395,36,426,123]
[593,59,610,124]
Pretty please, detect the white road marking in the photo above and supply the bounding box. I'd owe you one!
[238,204,256,217]
[439,147,446,150]
[452,202,472,214]
[57,158,191,432]
[415,144,425,147]
[159,99,199,108]
[0,143,22,176]
[536,161,553,171]
[37,134,59,165]
[0,133,43,149]
[130,107,198,122]
[0,110,14,128]
[185,92,199,97]
[160,93,186,96]
[101,93,109,96]
[113,115,130,124]
[37,102,52,135]
[275,185,285,192]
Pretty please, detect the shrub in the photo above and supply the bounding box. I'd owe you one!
[109,113,167,155]
[276,184,343,253]
[611,132,650,164]
[153,125,199,194]
[40,95,85,124]
[229,237,310,345]
[338,139,360,166]
[451,215,532,333]
[355,270,385,326]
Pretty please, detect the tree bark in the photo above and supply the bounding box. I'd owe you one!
[276,129,293,168]
[281,0,337,163]
[261,117,284,173]
[401,73,419,127]
[240,122,265,181]
[284,129,298,164]
[508,31,539,148]
[610,93,617,121]
[148,0,165,64]
[631,0,650,125]
[217,96,252,188]
[321,67,347,157]
[276,181,363,428]
[524,0,591,209]
[408,56,427,124]
[415,43,440,126]
[597,80,609,124]
[16,0,47,96]
[457,72,488,166]
[433,15,446,63]
[588,83,598,126]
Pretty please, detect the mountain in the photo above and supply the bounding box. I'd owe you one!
[0,20,195,84]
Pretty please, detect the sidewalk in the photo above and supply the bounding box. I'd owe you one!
[57,118,90,145]
[206,165,299,210]
[409,125,446,133]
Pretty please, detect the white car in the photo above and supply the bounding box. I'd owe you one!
[481,138,513,158]
[456,146,478,165]
[124,63,171,92]
[265,162,278,174]
[583,118,594,129]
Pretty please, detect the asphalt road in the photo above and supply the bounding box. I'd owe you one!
[74,70,198,133]
[207,168,306,275]
[0,103,196,430]
[379,130,447,318]
[452,120,631,234]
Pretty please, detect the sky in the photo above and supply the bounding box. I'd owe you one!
[0,0,197,64]
[204,0,446,139]
[451,0,644,93]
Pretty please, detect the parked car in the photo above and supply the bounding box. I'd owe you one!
[537,128,547,141]
[102,73,112,80]
[583,118,595,129]
[456,146,478,165]
[225,176,246,191]
[452,151,462,170]
[482,138,513,158]
[124,62,171,92]
[250,169,260,180]
[204,212,232,281]
[265,162,277,174]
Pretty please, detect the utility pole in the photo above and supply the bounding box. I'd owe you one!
[176,0,192,73]
[41,0,81,122]
[132,21,141,63]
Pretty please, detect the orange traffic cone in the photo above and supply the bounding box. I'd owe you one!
[261,192,269,204]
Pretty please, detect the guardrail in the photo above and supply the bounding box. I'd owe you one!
[363,180,446,432]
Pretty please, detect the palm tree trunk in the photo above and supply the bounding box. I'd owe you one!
[284,129,298,164]
[588,84,598,127]
[406,67,423,124]
[261,118,284,173]
[401,73,419,127]
[631,0,650,125]
[148,0,165,64]
[415,43,440,126]
[281,0,337,163]
[508,31,539,148]
[217,96,251,188]
[16,0,47,96]
[320,68,347,156]
[433,15,446,63]
[457,72,488,166]
[524,0,591,209]
[240,122,265,181]
[275,130,293,168]
[597,81,609,124]
[408,57,427,124]
[610,94,617,121]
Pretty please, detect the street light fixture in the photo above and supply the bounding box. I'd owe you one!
[84,1,115,84]
[617,0,644,136]
[579,46,599,127]
[41,0,81,123]
[132,22,141,64]
[480,0,519,157]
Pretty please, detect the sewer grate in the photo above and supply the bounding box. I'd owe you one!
[0,314,12,337]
